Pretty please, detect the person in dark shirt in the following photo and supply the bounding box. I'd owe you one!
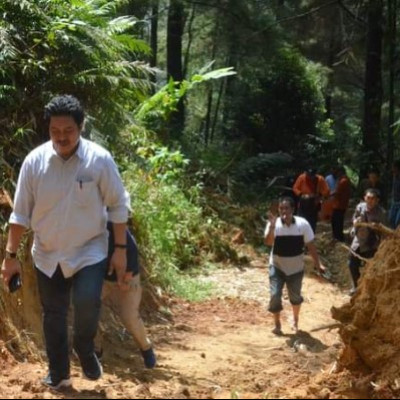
[331,167,351,242]
[348,189,386,295]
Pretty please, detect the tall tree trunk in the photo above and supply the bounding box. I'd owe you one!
[221,1,240,138]
[325,5,341,120]
[276,0,285,18]
[204,90,213,146]
[387,0,396,173]
[210,79,225,143]
[150,0,159,68]
[325,26,336,119]
[167,0,184,81]
[362,0,383,172]
[167,0,185,136]
[203,15,220,146]
[183,4,196,78]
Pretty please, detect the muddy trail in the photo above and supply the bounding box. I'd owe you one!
[0,223,367,399]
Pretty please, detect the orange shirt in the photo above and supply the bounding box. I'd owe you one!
[293,173,330,197]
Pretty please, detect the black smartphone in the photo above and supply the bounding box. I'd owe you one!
[8,273,22,293]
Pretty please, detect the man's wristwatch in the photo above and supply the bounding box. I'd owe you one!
[5,250,17,259]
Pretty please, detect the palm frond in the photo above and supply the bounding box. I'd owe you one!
[107,16,139,34]
[112,34,150,55]
[0,0,153,159]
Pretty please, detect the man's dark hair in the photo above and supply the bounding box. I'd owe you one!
[364,188,380,199]
[44,95,84,126]
[279,196,295,209]
[306,167,317,176]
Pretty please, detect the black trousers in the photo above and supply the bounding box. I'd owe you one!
[36,260,107,380]
[348,249,376,288]
[331,209,345,241]
[298,197,318,233]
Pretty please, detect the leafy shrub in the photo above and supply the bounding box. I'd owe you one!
[123,161,225,299]
[227,47,331,161]
[0,0,151,180]
[228,152,293,203]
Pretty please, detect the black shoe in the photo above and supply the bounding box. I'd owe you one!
[42,372,71,390]
[77,352,103,380]
[141,347,156,369]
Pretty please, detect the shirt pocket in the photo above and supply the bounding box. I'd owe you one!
[74,180,98,207]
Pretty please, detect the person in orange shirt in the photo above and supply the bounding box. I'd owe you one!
[331,166,351,242]
[293,168,330,232]
[320,167,339,221]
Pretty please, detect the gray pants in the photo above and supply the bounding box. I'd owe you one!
[268,266,304,313]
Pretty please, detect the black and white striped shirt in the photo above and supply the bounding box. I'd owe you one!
[265,216,314,275]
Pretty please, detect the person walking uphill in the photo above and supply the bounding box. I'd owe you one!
[264,197,326,335]
[293,168,330,233]
[1,95,130,390]
[97,223,156,369]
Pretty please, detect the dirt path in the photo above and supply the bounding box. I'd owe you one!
[0,233,356,399]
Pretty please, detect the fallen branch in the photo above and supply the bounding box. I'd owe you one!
[310,322,341,332]
[354,222,394,236]
[339,243,369,262]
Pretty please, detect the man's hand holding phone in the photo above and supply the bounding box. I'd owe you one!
[2,257,22,293]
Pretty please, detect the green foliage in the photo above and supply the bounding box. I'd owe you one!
[123,163,221,299]
[0,0,152,180]
[135,65,235,132]
[228,152,294,203]
[162,268,214,302]
[126,169,202,270]
[137,144,190,183]
[229,47,330,159]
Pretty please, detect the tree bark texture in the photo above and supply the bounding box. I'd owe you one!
[362,0,383,169]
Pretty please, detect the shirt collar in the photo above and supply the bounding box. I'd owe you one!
[280,216,296,226]
[48,138,84,161]
[75,138,84,159]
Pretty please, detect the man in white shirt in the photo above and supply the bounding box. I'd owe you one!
[264,197,325,335]
[1,95,130,389]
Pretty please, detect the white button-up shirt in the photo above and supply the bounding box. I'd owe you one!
[10,138,130,278]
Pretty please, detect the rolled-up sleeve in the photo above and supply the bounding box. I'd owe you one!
[99,153,130,223]
[9,158,34,228]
